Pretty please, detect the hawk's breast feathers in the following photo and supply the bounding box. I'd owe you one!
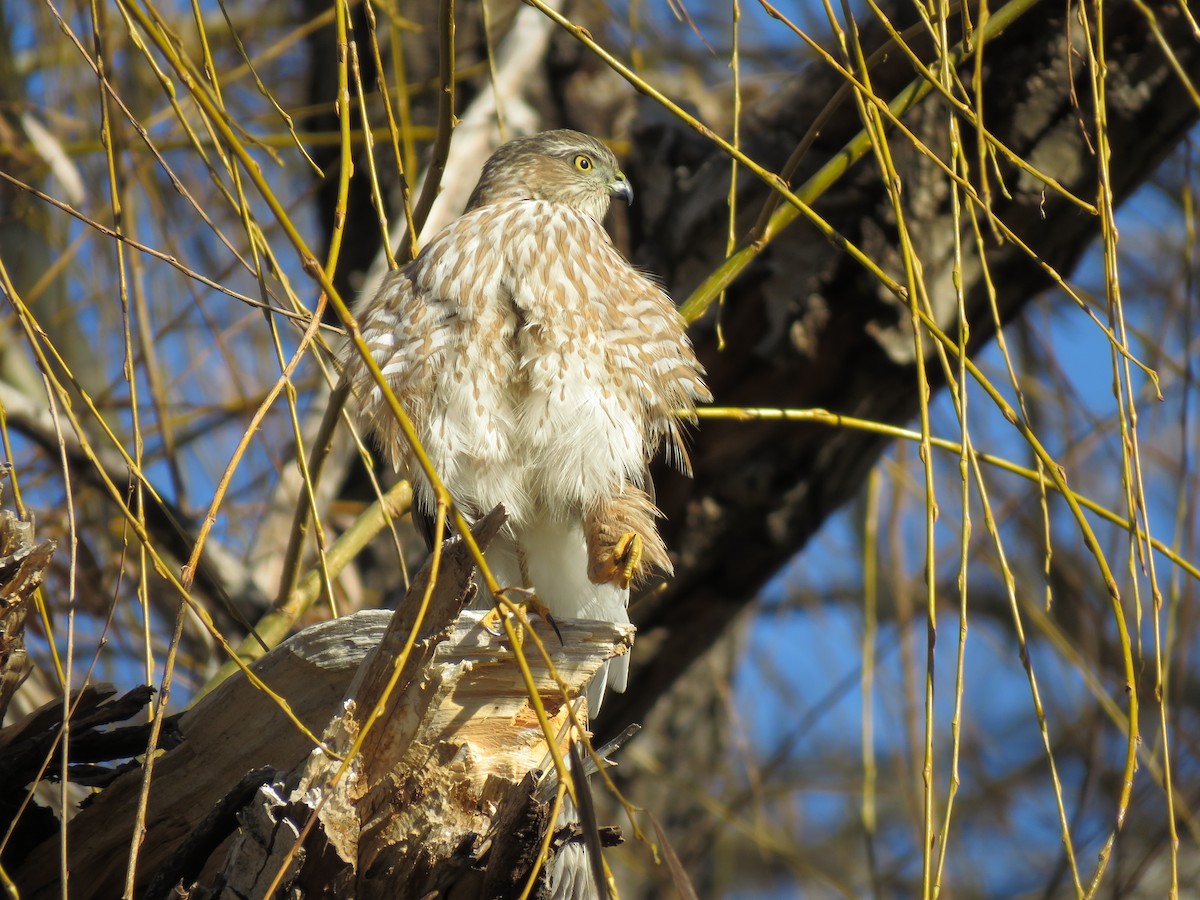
[347,199,709,527]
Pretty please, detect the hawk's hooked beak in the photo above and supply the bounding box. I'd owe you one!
[609,176,634,206]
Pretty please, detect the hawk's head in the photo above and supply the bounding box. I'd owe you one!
[466,129,632,223]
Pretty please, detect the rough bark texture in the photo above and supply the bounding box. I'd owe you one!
[0,493,59,864]
[595,0,1200,741]
[12,614,375,898]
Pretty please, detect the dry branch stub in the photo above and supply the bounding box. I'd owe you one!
[0,486,56,718]
[276,506,634,897]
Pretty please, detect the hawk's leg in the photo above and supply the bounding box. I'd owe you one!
[585,486,673,589]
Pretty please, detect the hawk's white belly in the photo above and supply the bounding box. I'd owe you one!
[408,301,638,713]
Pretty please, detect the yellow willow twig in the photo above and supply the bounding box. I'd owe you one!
[49,0,315,323]
[364,0,418,263]
[269,298,342,620]
[181,293,327,590]
[861,468,881,895]
[964,421,1084,898]
[518,782,567,900]
[1081,1,1160,894]
[101,0,616,862]
[0,171,310,319]
[250,0,358,619]
[856,0,1094,212]
[106,0,285,274]
[197,0,343,631]
[61,125,434,155]
[824,1,939,889]
[137,0,321,337]
[756,0,1092,257]
[1010,558,1200,845]
[123,602,186,899]
[693,407,1200,585]
[491,598,650,847]
[627,747,853,891]
[699,399,1187,867]
[908,299,1141,896]
[931,0,974,883]
[323,0,354,276]
[339,500,446,780]
[716,0,742,350]
[195,480,412,701]
[179,0,333,597]
[109,0,488,593]
[758,0,1156,390]
[351,10,396,268]
[214,0,322,174]
[1129,0,1200,109]
[406,0,457,241]
[90,0,156,712]
[260,499,453,900]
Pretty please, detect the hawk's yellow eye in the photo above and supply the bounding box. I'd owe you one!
[574,154,593,172]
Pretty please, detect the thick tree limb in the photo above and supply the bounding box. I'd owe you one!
[599,0,1200,738]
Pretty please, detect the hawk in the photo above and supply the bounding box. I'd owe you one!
[343,130,710,712]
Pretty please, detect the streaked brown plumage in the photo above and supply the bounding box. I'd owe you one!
[342,129,709,711]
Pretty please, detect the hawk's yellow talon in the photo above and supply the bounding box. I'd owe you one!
[482,589,563,644]
[613,531,642,590]
[480,604,508,634]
